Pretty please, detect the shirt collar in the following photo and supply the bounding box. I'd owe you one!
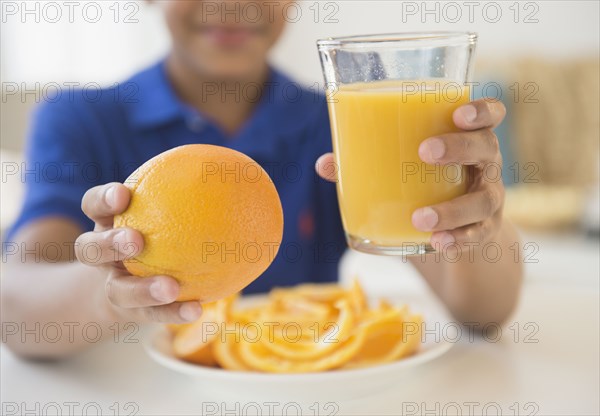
[124,59,290,133]
[124,59,187,131]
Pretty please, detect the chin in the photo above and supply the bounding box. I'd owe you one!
[197,57,266,81]
[211,60,259,77]
[188,36,267,77]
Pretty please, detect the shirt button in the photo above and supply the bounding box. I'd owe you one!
[187,116,205,133]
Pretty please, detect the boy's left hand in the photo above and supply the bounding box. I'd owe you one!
[315,98,507,249]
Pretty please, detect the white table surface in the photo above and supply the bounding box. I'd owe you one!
[2,232,599,416]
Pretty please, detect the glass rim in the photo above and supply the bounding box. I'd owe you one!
[317,31,477,49]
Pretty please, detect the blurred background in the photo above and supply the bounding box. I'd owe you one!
[1,0,599,278]
[1,2,598,413]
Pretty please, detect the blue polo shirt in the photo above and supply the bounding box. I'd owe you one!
[8,60,346,293]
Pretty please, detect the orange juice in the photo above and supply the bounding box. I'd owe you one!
[327,80,470,247]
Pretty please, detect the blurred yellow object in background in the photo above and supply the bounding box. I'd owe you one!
[473,58,600,231]
[504,185,585,230]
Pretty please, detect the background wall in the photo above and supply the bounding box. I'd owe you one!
[2,1,599,86]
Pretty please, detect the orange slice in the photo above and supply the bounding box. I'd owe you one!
[236,308,404,373]
[237,327,365,373]
[348,279,368,316]
[212,324,251,371]
[172,299,232,366]
[166,323,190,335]
[343,312,423,369]
[172,304,221,366]
[230,305,263,326]
[170,282,424,373]
[261,298,356,360]
[270,284,347,306]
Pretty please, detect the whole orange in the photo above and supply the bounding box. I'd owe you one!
[114,144,284,302]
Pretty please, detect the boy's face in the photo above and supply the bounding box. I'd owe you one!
[159,0,290,80]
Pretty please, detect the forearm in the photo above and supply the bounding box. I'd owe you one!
[410,220,523,326]
[1,260,121,359]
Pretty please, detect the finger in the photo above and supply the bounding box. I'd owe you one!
[315,153,338,182]
[418,129,500,165]
[81,183,131,230]
[106,270,180,308]
[453,98,506,131]
[135,302,203,324]
[412,187,504,232]
[75,228,144,266]
[430,216,501,248]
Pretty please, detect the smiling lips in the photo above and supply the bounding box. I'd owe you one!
[200,25,264,47]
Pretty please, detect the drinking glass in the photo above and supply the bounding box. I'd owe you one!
[317,32,477,255]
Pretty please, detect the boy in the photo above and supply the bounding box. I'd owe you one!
[2,1,522,358]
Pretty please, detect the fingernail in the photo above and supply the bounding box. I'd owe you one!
[419,138,446,162]
[105,186,116,208]
[413,207,438,231]
[150,280,176,303]
[437,232,456,247]
[179,302,202,322]
[458,105,477,123]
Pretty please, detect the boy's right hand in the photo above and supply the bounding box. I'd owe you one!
[74,183,202,323]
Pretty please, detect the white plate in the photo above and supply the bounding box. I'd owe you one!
[145,295,454,402]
